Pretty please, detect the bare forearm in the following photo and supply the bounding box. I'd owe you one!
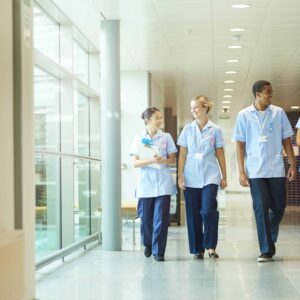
[282,138,296,166]
[236,142,246,173]
[162,154,176,166]
[133,158,155,168]
[215,148,227,179]
[178,148,187,177]
[296,129,300,147]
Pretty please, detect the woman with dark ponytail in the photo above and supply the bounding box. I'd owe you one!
[130,107,177,261]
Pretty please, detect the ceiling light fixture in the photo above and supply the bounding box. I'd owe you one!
[224,80,235,83]
[232,4,251,9]
[230,28,246,32]
[225,71,237,74]
[222,105,231,109]
[291,106,300,109]
[228,45,242,49]
[223,95,232,98]
[222,100,232,104]
[226,59,239,63]
[224,88,234,91]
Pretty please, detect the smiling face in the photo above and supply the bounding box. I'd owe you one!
[146,111,163,130]
[256,84,273,106]
[190,97,208,119]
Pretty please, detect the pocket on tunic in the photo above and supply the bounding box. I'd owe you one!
[269,154,284,173]
[246,155,258,172]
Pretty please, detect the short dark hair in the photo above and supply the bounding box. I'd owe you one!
[141,107,160,124]
[252,80,271,98]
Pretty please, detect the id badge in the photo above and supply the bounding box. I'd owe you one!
[194,153,203,160]
[258,135,268,143]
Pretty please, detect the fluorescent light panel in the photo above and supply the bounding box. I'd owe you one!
[230,28,246,32]
[226,59,239,63]
[228,45,242,49]
[225,71,237,74]
[232,4,251,8]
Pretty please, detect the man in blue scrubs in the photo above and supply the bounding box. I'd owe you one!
[296,118,300,146]
[232,80,296,262]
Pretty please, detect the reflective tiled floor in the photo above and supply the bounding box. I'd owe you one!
[36,192,300,300]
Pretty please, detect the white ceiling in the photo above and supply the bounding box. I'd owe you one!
[87,0,300,119]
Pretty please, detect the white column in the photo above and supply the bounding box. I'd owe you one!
[100,20,121,251]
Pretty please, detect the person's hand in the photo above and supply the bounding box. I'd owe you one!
[178,176,185,190]
[239,171,249,187]
[152,155,163,164]
[220,178,227,189]
[287,165,296,181]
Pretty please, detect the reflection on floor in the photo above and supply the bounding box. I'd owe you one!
[36,192,300,300]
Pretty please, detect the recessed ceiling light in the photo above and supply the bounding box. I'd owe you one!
[225,71,237,74]
[226,59,239,63]
[224,80,235,83]
[223,95,232,98]
[230,28,246,32]
[222,100,232,104]
[228,45,242,49]
[224,88,234,91]
[222,105,231,109]
[291,106,300,109]
[232,4,251,9]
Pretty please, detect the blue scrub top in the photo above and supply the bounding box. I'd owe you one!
[177,120,224,188]
[130,130,177,198]
[232,104,294,179]
[296,118,300,128]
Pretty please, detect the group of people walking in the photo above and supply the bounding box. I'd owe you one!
[130,80,298,262]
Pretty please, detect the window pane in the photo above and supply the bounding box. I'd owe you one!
[33,5,59,63]
[34,67,60,151]
[90,161,101,234]
[74,159,90,241]
[90,98,101,157]
[35,155,60,260]
[74,91,89,156]
[73,41,89,84]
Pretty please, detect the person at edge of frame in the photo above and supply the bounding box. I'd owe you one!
[296,117,300,146]
[232,79,296,262]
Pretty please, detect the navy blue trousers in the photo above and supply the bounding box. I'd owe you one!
[183,184,219,254]
[249,177,286,254]
[137,195,171,256]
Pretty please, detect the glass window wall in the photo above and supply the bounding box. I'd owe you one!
[33,2,101,261]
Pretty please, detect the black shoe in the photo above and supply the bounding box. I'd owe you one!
[208,251,219,259]
[153,255,165,261]
[144,246,152,257]
[194,253,204,260]
[257,253,273,262]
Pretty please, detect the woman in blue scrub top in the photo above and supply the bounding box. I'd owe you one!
[178,96,227,259]
[130,107,177,261]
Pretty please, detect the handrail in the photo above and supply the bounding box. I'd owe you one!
[35,149,101,162]
[36,232,100,270]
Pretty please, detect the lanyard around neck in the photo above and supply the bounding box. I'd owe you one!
[253,109,270,133]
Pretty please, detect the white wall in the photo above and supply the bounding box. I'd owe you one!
[217,115,250,193]
[150,77,165,112]
[121,72,150,203]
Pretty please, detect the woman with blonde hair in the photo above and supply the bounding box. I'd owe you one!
[177,95,227,259]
